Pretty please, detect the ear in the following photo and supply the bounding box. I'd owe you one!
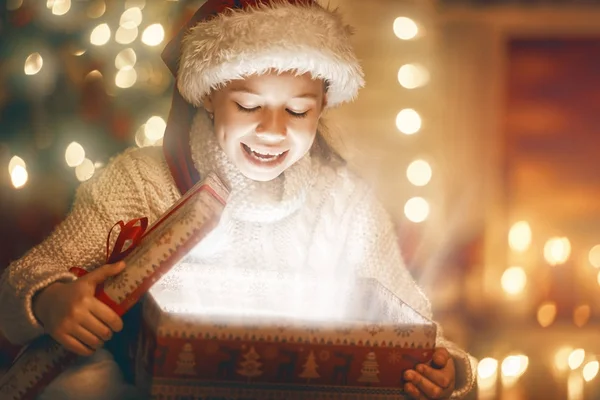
[202,95,214,114]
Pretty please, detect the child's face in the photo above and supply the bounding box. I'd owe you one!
[203,71,326,182]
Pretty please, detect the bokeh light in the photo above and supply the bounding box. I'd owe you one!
[568,349,586,370]
[90,23,111,46]
[115,48,137,70]
[583,361,599,382]
[508,221,532,253]
[543,237,571,265]
[142,24,165,46]
[120,7,143,29]
[537,302,557,328]
[573,304,591,328]
[144,116,166,141]
[588,244,600,268]
[10,165,28,189]
[396,109,422,135]
[404,197,429,223]
[501,266,527,296]
[51,0,71,16]
[65,142,85,167]
[398,64,430,89]
[75,158,95,182]
[393,17,418,40]
[477,358,498,379]
[24,53,43,75]
[406,159,432,187]
[115,68,138,89]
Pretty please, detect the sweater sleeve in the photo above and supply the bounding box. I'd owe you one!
[0,148,151,345]
[342,186,476,399]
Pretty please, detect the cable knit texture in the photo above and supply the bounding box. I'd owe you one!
[0,110,475,398]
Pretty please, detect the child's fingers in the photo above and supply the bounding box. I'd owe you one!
[80,313,113,342]
[61,334,94,357]
[416,363,453,390]
[90,299,124,333]
[71,325,104,350]
[432,347,451,369]
[403,382,426,399]
[405,369,445,399]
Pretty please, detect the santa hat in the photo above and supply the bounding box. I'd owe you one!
[161,0,364,194]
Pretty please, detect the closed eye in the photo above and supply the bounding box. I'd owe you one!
[236,103,259,113]
[286,109,308,118]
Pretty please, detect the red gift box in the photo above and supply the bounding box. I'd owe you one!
[134,278,436,399]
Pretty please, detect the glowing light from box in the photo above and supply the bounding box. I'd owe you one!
[544,237,571,265]
[398,64,430,89]
[24,53,43,76]
[583,361,599,382]
[589,245,600,268]
[142,24,165,46]
[115,68,137,89]
[396,109,421,135]
[573,304,591,328]
[568,349,585,370]
[404,197,429,223]
[568,372,584,400]
[10,165,28,189]
[500,266,526,296]
[115,48,137,70]
[406,159,432,187]
[393,17,418,40]
[75,158,95,182]
[537,302,556,328]
[7,0,23,11]
[144,116,166,141]
[125,0,146,10]
[116,26,138,45]
[120,7,143,29]
[508,221,532,253]
[477,358,498,379]
[65,142,85,167]
[555,347,574,372]
[90,24,111,46]
[51,0,70,15]
[8,156,26,175]
[87,0,106,19]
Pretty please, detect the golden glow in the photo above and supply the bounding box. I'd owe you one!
[8,156,26,175]
[65,142,85,167]
[573,304,591,328]
[477,358,498,379]
[24,53,43,75]
[125,0,146,10]
[144,116,166,141]
[544,237,571,265]
[396,109,422,135]
[142,24,165,46]
[393,17,418,40]
[90,24,111,46]
[508,221,532,253]
[75,158,95,182]
[501,355,528,378]
[10,165,28,189]
[406,159,432,187]
[115,48,137,70]
[536,302,557,328]
[583,361,599,382]
[555,347,574,372]
[500,266,526,296]
[87,0,106,18]
[51,0,70,15]
[120,7,143,29]
[588,245,600,268]
[404,197,429,223]
[115,26,138,45]
[398,64,430,89]
[568,349,585,370]
[115,68,137,89]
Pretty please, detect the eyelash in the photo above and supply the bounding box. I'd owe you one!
[235,103,308,118]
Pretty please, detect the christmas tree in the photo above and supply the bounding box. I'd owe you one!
[237,346,263,381]
[174,342,197,376]
[298,350,320,383]
[357,352,380,384]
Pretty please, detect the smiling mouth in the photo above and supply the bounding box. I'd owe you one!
[241,143,289,164]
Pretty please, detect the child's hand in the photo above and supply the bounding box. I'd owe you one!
[403,347,456,399]
[33,262,126,356]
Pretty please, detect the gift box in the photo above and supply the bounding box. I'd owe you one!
[134,277,437,400]
[0,173,228,400]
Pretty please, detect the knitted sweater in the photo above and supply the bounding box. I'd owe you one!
[0,111,475,398]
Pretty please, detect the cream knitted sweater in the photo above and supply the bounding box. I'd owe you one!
[0,112,475,398]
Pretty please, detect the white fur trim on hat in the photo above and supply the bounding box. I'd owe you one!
[178,1,365,108]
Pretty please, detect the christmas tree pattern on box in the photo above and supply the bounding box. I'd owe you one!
[134,278,436,399]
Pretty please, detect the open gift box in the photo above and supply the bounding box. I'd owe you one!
[134,276,437,399]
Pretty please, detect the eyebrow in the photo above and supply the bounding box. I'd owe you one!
[229,88,320,99]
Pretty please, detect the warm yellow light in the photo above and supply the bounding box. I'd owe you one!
[393,17,419,40]
[10,165,28,189]
[404,197,429,223]
[142,24,165,46]
[115,26,138,45]
[87,0,106,19]
[544,237,571,265]
[477,358,498,379]
[90,23,111,46]
[406,159,432,187]
[144,116,166,141]
[508,221,532,253]
[568,349,586,370]
[120,7,143,29]
[125,0,146,10]
[537,302,557,328]
[46,0,54,8]
[583,361,599,382]
[588,245,600,268]
[75,158,95,182]
[396,109,422,135]
[501,355,528,378]
[65,142,85,167]
[501,266,527,296]
[573,304,591,328]
[115,68,137,89]
[51,0,71,15]
[568,373,584,400]
[115,48,137,70]
[398,64,430,89]
[555,347,574,372]
[24,53,43,75]
[8,156,26,175]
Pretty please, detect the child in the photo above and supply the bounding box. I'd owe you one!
[0,1,476,399]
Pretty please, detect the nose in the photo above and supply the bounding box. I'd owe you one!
[256,108,286,142]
